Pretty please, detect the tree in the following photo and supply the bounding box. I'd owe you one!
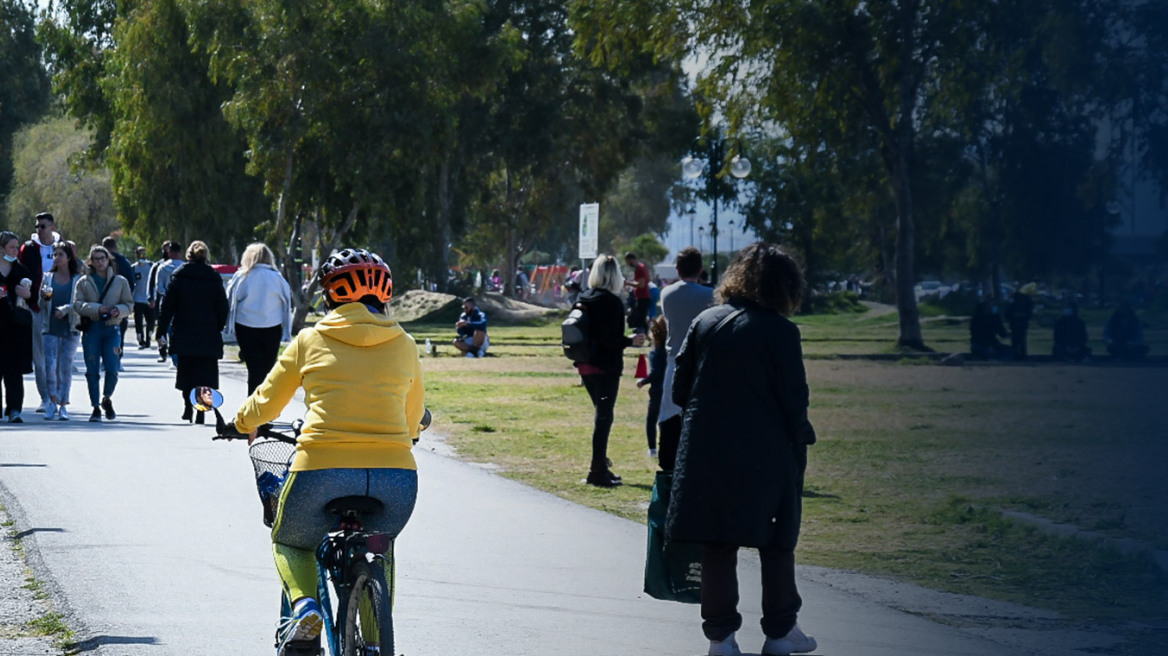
[0,0,50,213]
[5,116,117,245]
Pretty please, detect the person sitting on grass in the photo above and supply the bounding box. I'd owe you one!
[452,296,489,358]
[969,298,1011,360]
[1104,302,1149,361]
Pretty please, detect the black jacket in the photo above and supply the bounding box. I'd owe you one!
[666,301,814,549]
[157,262,229,358]
[578,287,632,374]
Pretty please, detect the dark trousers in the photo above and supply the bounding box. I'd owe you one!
[582,373,621,473]
[701,544,802,642]
[645,384,662,450]
[1,370,24,417]
[657,415,681,472]
[1010,323,1028,360]
[134,302,155,345]
[628,298,651,333]
[235,323,283,394]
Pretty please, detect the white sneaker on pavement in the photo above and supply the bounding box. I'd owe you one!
[762,623,817,655]
[708,632,742,656]
[58,406,70,421]
[44,405,57,420]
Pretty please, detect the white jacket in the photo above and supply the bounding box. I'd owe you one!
[225,264,292,340]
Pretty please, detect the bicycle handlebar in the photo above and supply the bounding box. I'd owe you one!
[212,406,431,444]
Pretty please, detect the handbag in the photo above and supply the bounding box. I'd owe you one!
[78,275,114,333]
[643,470,702,603]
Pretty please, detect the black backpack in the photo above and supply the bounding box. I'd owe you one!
[561,302,593,364]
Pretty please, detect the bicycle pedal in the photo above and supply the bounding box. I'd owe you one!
[281,639,321,656]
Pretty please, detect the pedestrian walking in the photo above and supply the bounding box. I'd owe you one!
[103,236,135,361]
[73,244,133,422]
[131,246,155,348]
[157,241,228,423]
[151,241,184,363]
[0,231,36,422]
[225,242,292,394]
[17,212,61,414]
[41,241,83,420]
[635,315,667,458]
[575,254,645,487]
[667,242,817,656]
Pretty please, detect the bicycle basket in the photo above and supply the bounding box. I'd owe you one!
[248,439,297,527]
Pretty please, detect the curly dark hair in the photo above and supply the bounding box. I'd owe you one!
[715,242,804,316]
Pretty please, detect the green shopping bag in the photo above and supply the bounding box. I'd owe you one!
[644,470,702,603]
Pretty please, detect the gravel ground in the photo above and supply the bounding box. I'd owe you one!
[0,504,63,656]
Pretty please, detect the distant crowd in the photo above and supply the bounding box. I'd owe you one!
[0,212,291,424]
[969,284,1150,362]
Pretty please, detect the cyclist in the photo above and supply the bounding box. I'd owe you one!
[231,248,424,656]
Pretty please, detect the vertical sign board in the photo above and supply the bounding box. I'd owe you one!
[579,203,599,260]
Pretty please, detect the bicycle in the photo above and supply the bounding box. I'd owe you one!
[206,391,430,656]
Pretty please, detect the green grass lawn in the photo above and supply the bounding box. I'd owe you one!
[403,306,1168,647]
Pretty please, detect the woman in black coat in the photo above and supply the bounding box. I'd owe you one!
[666,243,817,656]
[0,231,35,422]
[157,241,228,423]
[576,254,645,487]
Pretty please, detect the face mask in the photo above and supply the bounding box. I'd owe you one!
[3,255,16,263]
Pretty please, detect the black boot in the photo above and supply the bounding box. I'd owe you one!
[194,410,205,425]
[181,395,193,422]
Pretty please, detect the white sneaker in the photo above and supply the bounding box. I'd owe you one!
[648,448,658,458]
[44,405,57,420]
[58,406,70,421]
[762,623,817,655]
[709,632,742,656]
[36,400,52,414]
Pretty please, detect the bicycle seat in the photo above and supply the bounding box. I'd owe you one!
[326,495,384,517]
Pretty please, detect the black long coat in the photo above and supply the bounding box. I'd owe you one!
[0,261,35,375]
[157,261,228,358]
[665,301,815,550]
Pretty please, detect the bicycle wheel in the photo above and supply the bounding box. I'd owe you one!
[342,559,392,656]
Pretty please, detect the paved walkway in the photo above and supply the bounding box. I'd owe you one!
[0,347,1108,656]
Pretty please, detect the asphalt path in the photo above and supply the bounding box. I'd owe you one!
[0,347,1048,656]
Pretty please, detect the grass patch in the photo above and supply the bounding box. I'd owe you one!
[415,307,1168,636]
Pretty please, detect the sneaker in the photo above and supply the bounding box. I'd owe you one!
[762,624,817,655]
[465,352,476,358]
[709,633,742,656]
[58,406,70,421]
[89,407,102,423]
[277,598,324,656]
[101,397,116,420]
[648,448,658,458]
[7,412,23,424]
[44,405,57,420]
[36,400,52,414]
[585,470,622,488]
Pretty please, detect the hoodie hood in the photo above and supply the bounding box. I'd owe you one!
[315,302,405,347]
[29,231,61,247]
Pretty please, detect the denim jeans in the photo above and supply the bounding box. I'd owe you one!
[82,322,120,406]
[43,333,80,406]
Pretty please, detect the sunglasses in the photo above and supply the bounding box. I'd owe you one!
[36,224,51,230]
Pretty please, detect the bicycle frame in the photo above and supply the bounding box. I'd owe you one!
[312,518,394,656]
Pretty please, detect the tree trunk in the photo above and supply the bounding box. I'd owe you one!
[435,158,452,293]
[891,156,925,350]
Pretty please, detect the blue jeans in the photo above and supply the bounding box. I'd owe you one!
[82,322,120,406]
[44,333,81,406]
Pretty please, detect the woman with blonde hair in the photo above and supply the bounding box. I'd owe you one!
[225,242,292,393]
[574,254,645,487]
[667,242,817,656]
[157,240,228,423]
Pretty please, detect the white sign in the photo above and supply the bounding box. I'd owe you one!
[579,203,599,260]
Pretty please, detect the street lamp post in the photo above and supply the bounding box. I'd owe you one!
[698,225,705,254]
[682,137,751,284]
[728,219,736,256]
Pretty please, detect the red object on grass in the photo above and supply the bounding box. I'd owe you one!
[634,353,648,378]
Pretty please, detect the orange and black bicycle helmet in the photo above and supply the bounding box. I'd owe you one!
[318,248,393,305]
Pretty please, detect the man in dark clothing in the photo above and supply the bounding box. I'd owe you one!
[1052,305,1091,362]
[452,296,489,357]
[970,299,1011,360]
[18,212,61,413]
[1005,285,1035,360]
[1104,303,1149,360]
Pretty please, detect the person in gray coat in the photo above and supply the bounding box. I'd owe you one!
[666,242,817,656]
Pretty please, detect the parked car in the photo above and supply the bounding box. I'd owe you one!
[914,280,952,302]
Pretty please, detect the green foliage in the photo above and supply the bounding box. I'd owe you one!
[5,116,117,245]
[0,0,51,207]
[610,233,668,270]
[799,291,866,316]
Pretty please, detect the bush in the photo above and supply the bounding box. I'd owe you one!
[800,291,867,315]
[919,289,979,317]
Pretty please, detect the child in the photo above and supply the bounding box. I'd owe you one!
[637,315,667,460]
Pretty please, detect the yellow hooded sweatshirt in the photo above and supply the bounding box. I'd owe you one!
[235,302,423,472]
